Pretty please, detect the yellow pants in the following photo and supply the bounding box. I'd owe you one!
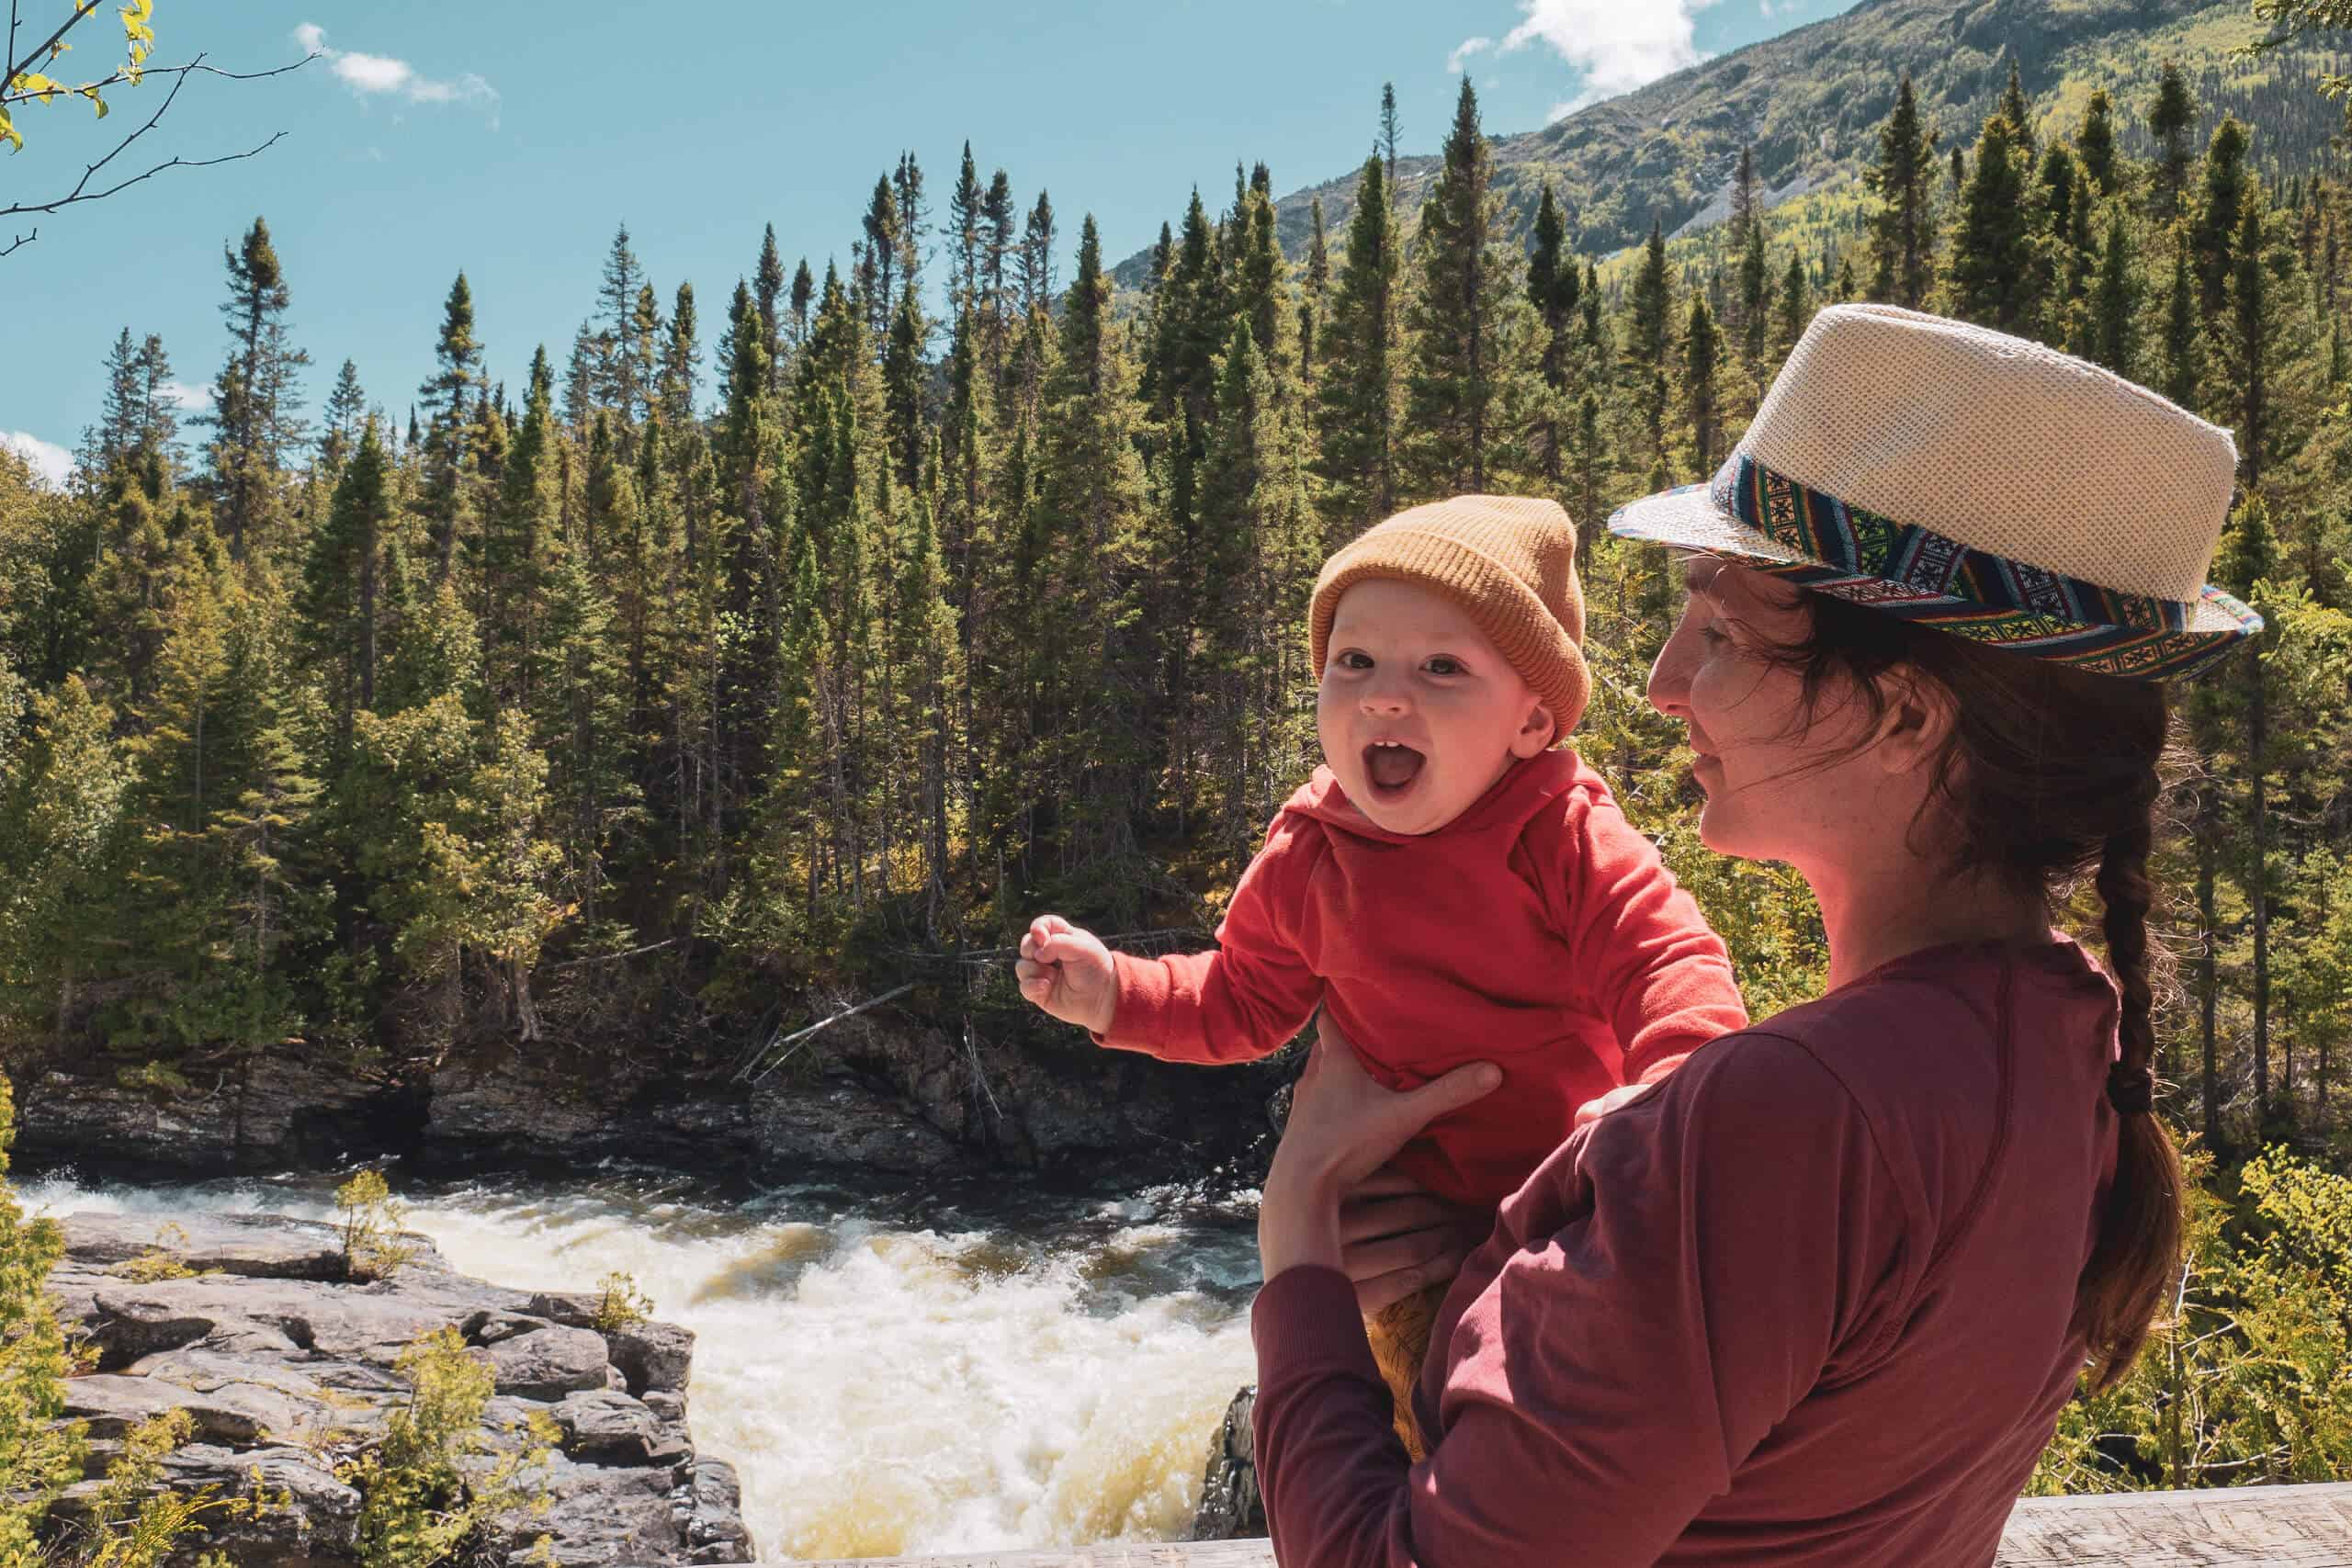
[1365,1278,1452,1462]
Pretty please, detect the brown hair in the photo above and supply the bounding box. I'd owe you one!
[1754,581,2183,1396]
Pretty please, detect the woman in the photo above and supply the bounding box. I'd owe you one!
[1250,304,2262,1565]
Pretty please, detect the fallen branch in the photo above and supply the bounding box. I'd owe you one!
[545,937,683,973]
[737,983,918,1086]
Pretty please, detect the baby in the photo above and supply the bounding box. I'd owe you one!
[1016,494,1746,1456]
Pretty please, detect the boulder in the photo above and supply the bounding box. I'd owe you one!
[1190,1384,1266,1541]
[40,1211,754,1566]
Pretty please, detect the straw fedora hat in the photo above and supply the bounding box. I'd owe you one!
[1609,303,2261,681]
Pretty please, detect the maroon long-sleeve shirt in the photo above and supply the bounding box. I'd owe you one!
[1253,937,2124,1566]
[1098,750,1746,1206]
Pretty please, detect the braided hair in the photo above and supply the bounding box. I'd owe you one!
[1766,588,2182,1394]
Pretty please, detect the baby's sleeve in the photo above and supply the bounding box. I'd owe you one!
[1542,780,1747,1087]
[1093,815,1328,1066]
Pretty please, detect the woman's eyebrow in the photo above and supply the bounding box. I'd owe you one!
[1679,558,1724,598]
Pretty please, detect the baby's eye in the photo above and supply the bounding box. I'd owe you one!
[1423,655,1465,676]
[1334,650,1374,671]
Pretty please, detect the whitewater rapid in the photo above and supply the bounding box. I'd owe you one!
[19,1168,1262,1562]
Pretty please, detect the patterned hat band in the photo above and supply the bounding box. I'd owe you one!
[1707,454,2263,682]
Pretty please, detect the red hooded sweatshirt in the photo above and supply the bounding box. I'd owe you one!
[1098,749,1746,1206]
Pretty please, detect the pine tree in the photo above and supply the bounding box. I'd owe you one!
[1020,190,1057,314]
[2160,247,2203,409]
[479,349,560,713]
[1300,196,1331,382]
[788,257,814,355]
[948,143,983,310]
[2078,87,2119,197]
[1626,219,1676,479]
[1728,143,1760,252]
[594,225,648,423]
[884,287,929,493]
[860,173,901,340]
[2190,118,2252,317]
[1774,252,1811,357]
[1999,56,2034,160]
[2210,188,2302,490]
[299,419,392,749]
[1736,217,1771,400]
[893,151,928,308]
[203,216,310,562]
[317,359,368,479]
[1528,182,1578,392]
[1313,154,1404,547]
[417,273,483,581]
[660,281,700,429]
[753,223,786,391]
[1380,81,1401,190]
[1943,112,2034,332]
[2151,62,2197,222]
[1402,75,1539,499]
[2087,209,2143,378]
[983,168,1018,380]
[1865,73,1938,309]
[1683,295,1724,476]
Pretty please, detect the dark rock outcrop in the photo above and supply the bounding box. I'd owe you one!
[45,1212,753,1567]
[1190,1384,1266,1541]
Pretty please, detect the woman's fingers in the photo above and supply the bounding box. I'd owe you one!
[1337,1189,1457,1247]
[1351,1245,1473,1317]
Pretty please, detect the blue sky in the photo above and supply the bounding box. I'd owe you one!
[3,0,1856,486]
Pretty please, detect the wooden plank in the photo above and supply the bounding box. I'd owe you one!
[793,1483,2352,1566]
[1996,1482,2352,1565]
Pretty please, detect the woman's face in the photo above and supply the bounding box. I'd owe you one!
[1645,559,1903,869]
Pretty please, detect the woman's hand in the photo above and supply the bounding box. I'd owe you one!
[1338,1167,1491,1315]
[1259,1014,1499,1283]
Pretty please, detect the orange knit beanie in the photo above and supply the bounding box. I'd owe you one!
[1309,494,1589,743]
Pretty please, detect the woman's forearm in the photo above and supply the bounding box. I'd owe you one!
[1259,1161,1347,1281]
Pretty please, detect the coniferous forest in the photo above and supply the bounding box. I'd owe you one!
[13,39,2352,1488]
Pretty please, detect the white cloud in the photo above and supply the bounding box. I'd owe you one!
[0,431,74,491]
[292,23,500,126]
[158,380,213,413]
[1449,35,1495,73]
[1496,0,1723,118]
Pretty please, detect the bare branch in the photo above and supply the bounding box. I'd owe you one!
[3,51,313,107]
[0,226,32,257]
[0,51,292,231]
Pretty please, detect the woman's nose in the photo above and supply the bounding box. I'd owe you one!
[1647,632,1691,718]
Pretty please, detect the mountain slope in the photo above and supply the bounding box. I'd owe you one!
[1115,0,2348,286]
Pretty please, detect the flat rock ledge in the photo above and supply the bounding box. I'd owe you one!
[44,1212,755,1567]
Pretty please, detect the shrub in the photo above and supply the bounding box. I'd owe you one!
[334,1168,417,1281]
[593,1270,652,1332]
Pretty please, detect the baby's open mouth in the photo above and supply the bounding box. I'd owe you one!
[1364,741,1426,795]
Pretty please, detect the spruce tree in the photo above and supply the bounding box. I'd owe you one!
[2190,117,2252,316]
[949,143,983,310]
[1529,182,1578,391]
[1300,196,1330,381]
[1683,295,1724,476]
[299,418,391,747]
[753,222,786,390]
[1381,81,1401,189]
[884,288,929,493]
[595,224,648,423]
[2078,88,2119,197]
[1736,217,1771,401]
[2160,247,2203,409]
[1625,220,1676,479]
[2151,62,2197,222]
[1943,112,2033,332]
[1312,154,1404,547]
[1998,57,2034,157]
[204,216,309,562]
[1728,143,1760,252]
[2087,209,2143,378]
[318,359,368,479]
[660,281,700,429]
[417,273,483,581]
[860,173,902,340]
[1020,190,1057,315]
[1775,252,1811,357]
[1865,73,1938,310]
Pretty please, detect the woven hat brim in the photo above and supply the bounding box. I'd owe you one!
[1607,483,2260,682]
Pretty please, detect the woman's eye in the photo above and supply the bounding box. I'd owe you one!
[1697,625,1731,649]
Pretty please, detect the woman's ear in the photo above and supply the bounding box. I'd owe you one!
[1871,663,1958,773]
[1510,701,1557,760]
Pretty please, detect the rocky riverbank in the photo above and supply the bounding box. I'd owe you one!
[43,1210,754,1566]
[11,1003,1290,1188]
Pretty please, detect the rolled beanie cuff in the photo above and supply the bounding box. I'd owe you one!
[1311,530,1589,741]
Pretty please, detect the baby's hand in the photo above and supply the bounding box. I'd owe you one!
[1016,915,1118,1035]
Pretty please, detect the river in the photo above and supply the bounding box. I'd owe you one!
[18,1165,1264,1562]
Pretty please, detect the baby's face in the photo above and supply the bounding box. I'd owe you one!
[1317,578,1554,836]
